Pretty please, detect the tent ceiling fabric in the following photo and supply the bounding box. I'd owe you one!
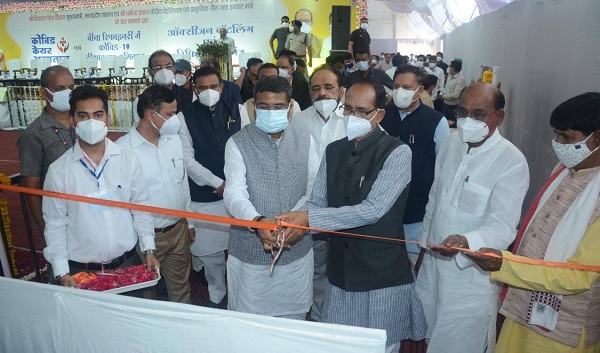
[375,0,515,39]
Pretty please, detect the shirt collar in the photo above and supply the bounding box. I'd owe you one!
[462,129,502,156]
[398,102,421,120]
[39,110,70,130]
[354,125,384,151]
[129,125,153,148]
[71,138,121,162]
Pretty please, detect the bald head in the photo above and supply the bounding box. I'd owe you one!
[461,82,505,111]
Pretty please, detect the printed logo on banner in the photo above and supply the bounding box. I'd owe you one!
[57,37,69,53]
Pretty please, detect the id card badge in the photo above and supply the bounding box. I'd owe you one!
[87,189,113,213]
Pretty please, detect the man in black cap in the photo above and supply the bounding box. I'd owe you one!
[174,59,194,107]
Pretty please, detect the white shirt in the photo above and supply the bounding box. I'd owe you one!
[385,66,397,80]
[397,104,450,155]
[442,72,467,106]
[374,61,393,72]
[224,133,319,221]
[43,139,155,277]
[219,36,236,54]
[116,127,193,229]
[177,103,250,189]
[416,131,529,353]
[291,105,347,161]
[424,66,445,100]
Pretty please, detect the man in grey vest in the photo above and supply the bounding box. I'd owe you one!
[277,78,427,352]
[223,76,319,319]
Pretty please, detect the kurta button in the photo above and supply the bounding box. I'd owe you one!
[556,195,560,200]
[343,243,348,248]
[216,138,221,142]
[344,196,350,202]
[346,172,351,177]
[532,233,537,237]
[351,151,357,156]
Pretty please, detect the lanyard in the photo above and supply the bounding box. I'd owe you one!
[79,158,109,188]
[52,125,73,150]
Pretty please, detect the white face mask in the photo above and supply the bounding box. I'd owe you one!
[278,68,290,79]
[346,111,378,141]
[289,25,294,31]
[314,98,338,118]
[371,59,378,65]
[282,22,289,28]
[551,134,599,168]
[360,23,368,30]
[198,89,220,107]
[76,119,107,145]
[255,108,289,134]
[357,61,369,72]
[300,22,312,34]
[446,67,451,74]
[45,88,72,112]
[174,73,188,87]
[154,69,174,86]
[429,63,436,69]
[151,110,181,135]
[393,87,419,109]
[457,117,491,143]
[436,56,443,62]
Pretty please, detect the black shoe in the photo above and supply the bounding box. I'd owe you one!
[206,300,219,308]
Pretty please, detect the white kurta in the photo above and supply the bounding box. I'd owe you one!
[177,106,250,256]
[416,131,529,353]
[291,105,347,161]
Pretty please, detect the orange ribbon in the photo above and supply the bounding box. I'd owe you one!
[2,183,600,273]
[0,183,277,231]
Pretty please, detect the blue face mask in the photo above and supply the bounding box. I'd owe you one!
[255,108,289,134]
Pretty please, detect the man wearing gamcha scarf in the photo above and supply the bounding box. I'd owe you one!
[467,92,600,353]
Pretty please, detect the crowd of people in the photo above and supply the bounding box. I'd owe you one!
[14,12,600,353]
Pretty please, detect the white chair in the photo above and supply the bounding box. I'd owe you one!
[238,52,261,69]
[99,56,115,77]
[84,57,99,77]
[124,55,149,78]
[35,58,51,78]
[57,57,69,67]
[114,55,127,76]
[7,59,22,79]
[67,57,83,78]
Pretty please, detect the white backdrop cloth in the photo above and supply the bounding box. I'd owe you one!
[0,277,386,353]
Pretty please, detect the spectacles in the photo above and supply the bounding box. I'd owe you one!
[455,107,498,121]
[151,64,174,71]
[341,104,378,118]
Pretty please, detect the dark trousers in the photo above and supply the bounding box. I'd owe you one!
[443,103,458,127]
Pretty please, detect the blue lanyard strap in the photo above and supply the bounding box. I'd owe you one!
[79,158,109,187]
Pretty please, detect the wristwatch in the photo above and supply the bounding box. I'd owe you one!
[55,273,70,281]
[252,216,266,233]
[143,249,156,255]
